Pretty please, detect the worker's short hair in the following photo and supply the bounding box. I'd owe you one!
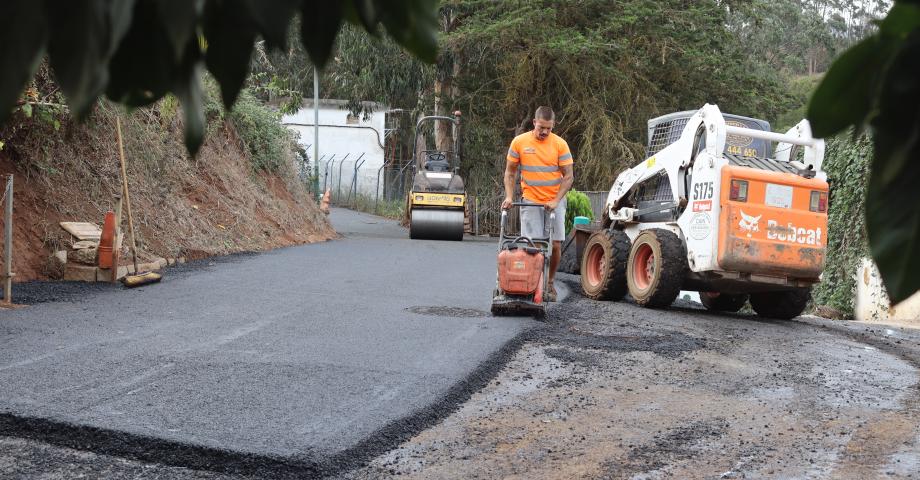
[534,106,555,121]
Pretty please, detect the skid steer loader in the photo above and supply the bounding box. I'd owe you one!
[580,104,828,319]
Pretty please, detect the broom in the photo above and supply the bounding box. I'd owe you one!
[116,117,162,288]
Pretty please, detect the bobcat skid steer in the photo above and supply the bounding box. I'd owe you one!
[580,104,828,319]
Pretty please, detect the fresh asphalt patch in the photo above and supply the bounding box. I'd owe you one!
[0,208,541,478]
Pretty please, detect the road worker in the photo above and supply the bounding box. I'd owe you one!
[501,106,575,302]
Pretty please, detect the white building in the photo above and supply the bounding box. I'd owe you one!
[282,100,387,201]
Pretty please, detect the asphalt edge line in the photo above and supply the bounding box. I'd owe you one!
[318,287,582,475]
[0,412,326,478]
[321,327,537,477]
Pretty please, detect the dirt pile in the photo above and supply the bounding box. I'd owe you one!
[0,97,333,282]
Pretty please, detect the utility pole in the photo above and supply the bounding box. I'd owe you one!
[313,67,320,200]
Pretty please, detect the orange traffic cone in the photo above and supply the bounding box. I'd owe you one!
[321,189,331,215]
[98,211,116,269]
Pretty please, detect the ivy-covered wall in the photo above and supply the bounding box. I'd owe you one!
[812,133,872,316]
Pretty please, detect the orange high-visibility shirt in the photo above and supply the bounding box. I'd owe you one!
[506,132,573,203]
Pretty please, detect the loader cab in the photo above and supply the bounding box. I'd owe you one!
[631,111,773,223]
[646,111,772,159]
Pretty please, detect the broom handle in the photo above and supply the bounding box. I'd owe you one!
[116,117,141,274]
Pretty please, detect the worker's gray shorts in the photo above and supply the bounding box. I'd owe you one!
[520,198,566,242]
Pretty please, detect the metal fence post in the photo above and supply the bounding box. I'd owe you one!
[336,153,350,205]
[474,196,479,236]
[323,154,335,194]
[301,143,312,188]
[348,153,366,207]
[375,161,388,214]
[3,175,13,304]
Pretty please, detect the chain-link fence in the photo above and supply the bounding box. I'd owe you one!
[374,161,414,210]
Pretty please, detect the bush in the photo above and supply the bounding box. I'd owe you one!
[811,132,872,316]
[565,189,594,235]
[228,90,295,174]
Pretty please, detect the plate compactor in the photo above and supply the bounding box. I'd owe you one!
[491,203,554,318]
[408,113,467,241]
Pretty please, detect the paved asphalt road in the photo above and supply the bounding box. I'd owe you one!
[0,208,544,476]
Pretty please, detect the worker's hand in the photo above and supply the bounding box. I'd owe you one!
[545,199,559,211]
[501,197,513,210]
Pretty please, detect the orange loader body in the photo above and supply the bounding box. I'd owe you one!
[717,166,828,280]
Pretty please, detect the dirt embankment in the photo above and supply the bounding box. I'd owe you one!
[0,100,334,282]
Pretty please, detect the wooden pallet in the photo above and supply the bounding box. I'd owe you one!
[59,222,102,241]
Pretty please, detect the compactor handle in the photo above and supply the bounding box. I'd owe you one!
[503,202,545,209]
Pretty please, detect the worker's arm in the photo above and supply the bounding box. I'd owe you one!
[502,159,519,210]
[545,163,574,211]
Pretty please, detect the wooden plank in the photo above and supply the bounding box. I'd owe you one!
[60,222,102,241]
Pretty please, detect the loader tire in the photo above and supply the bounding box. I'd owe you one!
[627,229,687,308]
[580,229,630,301]
[559,241,580,274]
[750,288,811,320]
[700,292,749,313]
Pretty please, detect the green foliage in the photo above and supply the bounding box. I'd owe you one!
[0,0,439,156]
[774,75,822,131]
[251,22,435,117]
[443,0,797,193]
[727,0,888,77]
[812,133,872,315]
[565,190,594,235]
[228,90,292,174]
[260,1,806,197]
[808,0,920,303]
[352,194,405,220]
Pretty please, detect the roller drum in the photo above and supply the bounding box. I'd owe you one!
[410,208,464,241]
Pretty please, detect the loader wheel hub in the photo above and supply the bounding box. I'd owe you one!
[585,244,606,287]
[633,243,654,290]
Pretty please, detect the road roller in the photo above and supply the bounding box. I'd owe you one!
[408,113,467,241]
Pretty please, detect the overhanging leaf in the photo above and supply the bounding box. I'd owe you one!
[243,0,300,50]
[866,32,920,303]
[0,1,47,125]
[880,2,920,37]
[204,0,257,109]
[345,0,378,33]
[109,0,137,46]
[807,36,887,138]
[300,1,343,68]
[155,0,204,61]
[373,0,438,63]
[174,63,206,157]
[46,0,137,119]
[107,1,182,107]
